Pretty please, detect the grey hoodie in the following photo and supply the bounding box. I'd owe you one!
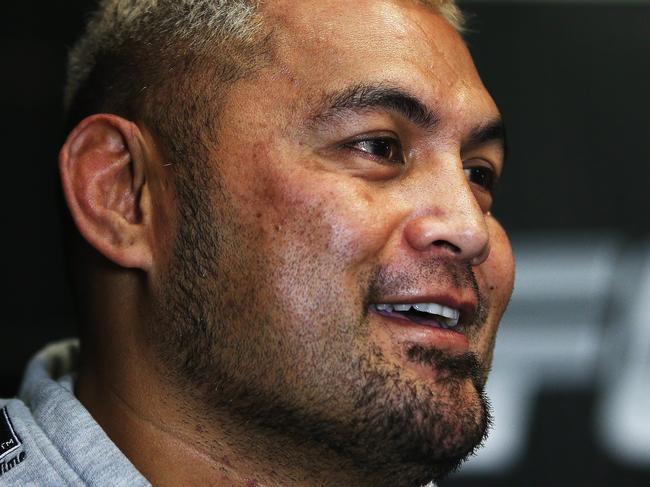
[0,340,150,486]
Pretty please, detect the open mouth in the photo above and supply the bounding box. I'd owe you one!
[371,302,461,330]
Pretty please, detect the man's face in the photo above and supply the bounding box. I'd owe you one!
[153,0,514,484]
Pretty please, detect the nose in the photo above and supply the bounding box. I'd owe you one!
[403,178,491,266]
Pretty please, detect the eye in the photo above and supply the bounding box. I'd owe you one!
[464,166,497,192]
[344,137,404,164]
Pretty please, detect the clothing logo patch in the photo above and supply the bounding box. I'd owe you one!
[0,407,21,461]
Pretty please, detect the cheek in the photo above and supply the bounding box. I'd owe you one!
[472,220,514,355]
[483,219,515,309]
[247,164,392,269]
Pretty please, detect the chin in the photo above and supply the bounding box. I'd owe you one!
[338,347,493,487]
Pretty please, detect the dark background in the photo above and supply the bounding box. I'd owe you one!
[1,1,648,486]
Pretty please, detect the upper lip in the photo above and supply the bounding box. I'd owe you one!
[371,292,478,328]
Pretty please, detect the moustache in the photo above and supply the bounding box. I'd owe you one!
[364,257,488,332]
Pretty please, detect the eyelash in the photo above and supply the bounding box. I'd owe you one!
[464,166,497,192]
[344,136,405,164]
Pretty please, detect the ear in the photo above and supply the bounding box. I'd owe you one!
[59,114,153,271]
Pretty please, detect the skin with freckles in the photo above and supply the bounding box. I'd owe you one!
[62,1,515,486]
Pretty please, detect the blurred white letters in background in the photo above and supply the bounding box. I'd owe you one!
[459,234,650,474]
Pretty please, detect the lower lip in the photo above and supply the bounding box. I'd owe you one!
[370,307,470,353]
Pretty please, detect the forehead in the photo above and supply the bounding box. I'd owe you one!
[259,0,496,123]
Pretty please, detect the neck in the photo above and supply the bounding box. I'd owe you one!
[75,341,370,487]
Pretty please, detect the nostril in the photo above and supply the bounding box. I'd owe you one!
[432,240,461,254]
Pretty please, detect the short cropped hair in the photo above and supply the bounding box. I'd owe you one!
[65,0,272,166]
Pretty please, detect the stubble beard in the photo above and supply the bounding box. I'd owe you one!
[150,172,492,486]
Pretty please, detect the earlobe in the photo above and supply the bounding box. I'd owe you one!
[59,114,153,271]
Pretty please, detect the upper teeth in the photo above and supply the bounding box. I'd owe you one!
[375,303,461,327]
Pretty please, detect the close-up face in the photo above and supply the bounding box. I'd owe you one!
[151,0,515,484]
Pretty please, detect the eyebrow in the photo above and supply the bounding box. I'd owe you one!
[463,118,507,153]
[307,82,508,158]
[308,83,440,131]
[463,118,509,168]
